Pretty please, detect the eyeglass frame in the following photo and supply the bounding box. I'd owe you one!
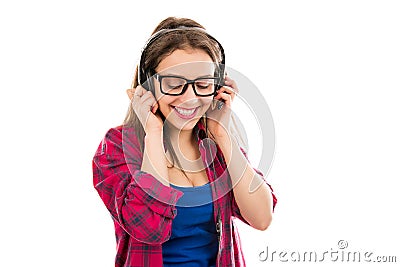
[153,73,220,97]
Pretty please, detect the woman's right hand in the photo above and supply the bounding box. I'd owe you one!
[128,86,163,133]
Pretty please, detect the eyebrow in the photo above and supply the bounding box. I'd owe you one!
[161,72,214,77]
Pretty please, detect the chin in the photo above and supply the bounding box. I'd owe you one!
[166,117,201,132]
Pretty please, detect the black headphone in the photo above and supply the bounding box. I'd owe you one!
[138,26,225,94]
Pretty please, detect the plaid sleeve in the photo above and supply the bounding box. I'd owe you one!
[231,147,277,224]
[92,127,183,244]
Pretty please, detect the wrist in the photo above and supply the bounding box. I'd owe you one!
[144,130,164,147]
[145,128,163,138]
[216,135,234,160]
[144,123,164,136]
[214,133,232,148]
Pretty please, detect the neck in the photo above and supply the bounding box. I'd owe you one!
[168,126,196,149]
[165,123,204,173]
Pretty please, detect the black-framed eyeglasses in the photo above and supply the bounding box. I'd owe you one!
[154,74,219,96]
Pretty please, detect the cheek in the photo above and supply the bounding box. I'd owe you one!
[155,93,173,113]
[196,97,213,115]
[200,97,213,109]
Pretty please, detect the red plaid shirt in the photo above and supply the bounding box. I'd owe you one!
[92,120,277,267]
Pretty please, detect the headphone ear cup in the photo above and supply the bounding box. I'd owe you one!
[142,83,148,91]
[141,73,150,91]
[214,63,224,92]
[219,64,225,86]
[148,74,155,93]
[138,64,145,87]
[143,73,157,96]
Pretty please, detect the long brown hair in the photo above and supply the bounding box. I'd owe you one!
[123,17,244,178]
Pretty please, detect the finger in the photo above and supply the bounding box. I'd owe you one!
[224,76,236,86]
[132,90,152,112]
[218,85,235,94]
[142,92,157,108]
[214,93,232,108]
[151,102,159,114]
[149,94,158,112]
[139,91,155,106]
[126,89,135,100]
[134,86,145,98]
[215,92,232,103]
[142,91,158,113]
[216,86,236,101]
[224,77,239,93]
[224,76,232,84]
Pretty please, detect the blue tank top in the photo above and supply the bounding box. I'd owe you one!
[162,182,219,267]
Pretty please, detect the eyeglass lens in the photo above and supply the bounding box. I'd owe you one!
[161,77,216,95]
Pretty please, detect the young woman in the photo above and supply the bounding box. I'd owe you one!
[92,17,277,267]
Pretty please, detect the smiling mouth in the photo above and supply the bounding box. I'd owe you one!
[171,105,200,118]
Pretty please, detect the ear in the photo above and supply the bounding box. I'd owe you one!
[126,88,135,100]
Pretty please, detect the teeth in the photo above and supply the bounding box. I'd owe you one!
[175,107,196,116]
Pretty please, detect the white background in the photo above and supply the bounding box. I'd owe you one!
[1,0,399,266]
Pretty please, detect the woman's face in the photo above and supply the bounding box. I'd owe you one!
[154,49,215,132]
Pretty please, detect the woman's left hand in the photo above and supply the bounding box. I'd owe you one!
[206,75,239,143]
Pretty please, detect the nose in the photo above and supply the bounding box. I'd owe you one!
[179,83,198,103]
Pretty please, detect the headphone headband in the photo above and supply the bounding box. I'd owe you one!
[138,26,225,88]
